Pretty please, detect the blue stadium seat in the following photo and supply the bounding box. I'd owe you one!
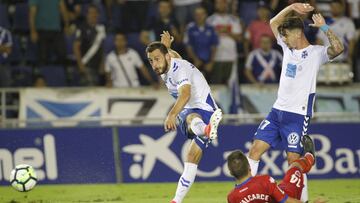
[103,33,115,54]
[13,3,30,32]
[39,65,67,87]
[109,4,122,31]
[8,35,23,64]
[24,36,38,64]
[0,3,10,28]
[11,65,33,87]
[126,32,145,58]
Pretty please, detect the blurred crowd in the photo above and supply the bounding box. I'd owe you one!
[0,0,359,88]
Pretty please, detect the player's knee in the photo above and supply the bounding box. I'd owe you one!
[248,140,269,160]
[287,153,301,164]
[186,113,202,132]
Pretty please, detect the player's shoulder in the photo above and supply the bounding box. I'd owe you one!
[254,174,275,183]
[106,50,117,60]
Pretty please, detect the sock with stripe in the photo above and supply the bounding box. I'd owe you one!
[172,162,198,203]
[247,156,260,176]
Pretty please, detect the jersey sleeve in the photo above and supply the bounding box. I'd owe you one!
[266,176,288,203]
[319,46,330,65]
[276,34,287,50]
[173,64,191,89]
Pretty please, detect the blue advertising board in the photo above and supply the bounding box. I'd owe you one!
[118,123,360,182]
[0,128,116,185]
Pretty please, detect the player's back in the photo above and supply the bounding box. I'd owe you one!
[227,175,288,203]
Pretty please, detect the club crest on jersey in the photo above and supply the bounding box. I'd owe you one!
[287,132,300,145]
[301,50,308,59]
[286,63,297,78]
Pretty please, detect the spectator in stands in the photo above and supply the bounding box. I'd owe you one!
[245,2,274,51]
[206,0,242,84]
[73,4,106,86]
[173,0,202,32]
[105,32,158,88]
[244,35,282,85]
[184,6,218,78]
[33,74,47,87]
[317,0,356,64]
[64,0,83,27]
[29,0,69,65]
[0,26,12,87]
[140,0,181,47]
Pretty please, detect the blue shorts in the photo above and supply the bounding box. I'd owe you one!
[177,108,213,139]
[254,108,310,154]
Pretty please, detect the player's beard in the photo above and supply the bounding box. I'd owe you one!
[156,60,169,75]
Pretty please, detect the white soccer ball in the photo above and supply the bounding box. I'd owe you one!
[9,164,38,192]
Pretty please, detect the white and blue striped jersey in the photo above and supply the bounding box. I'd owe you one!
[161,58,217,112]
[273,35,330,116]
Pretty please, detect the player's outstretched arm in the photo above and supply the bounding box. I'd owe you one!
[160,31,182,59]
[270,3,314,36]
[309,14,344,59]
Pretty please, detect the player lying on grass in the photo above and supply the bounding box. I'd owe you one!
[146,31,223,203]
[227,137,326,203]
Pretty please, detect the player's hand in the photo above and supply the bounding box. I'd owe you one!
[309,13,326,28]
[291,3,314,15]
[204,62,214,73]
[160,31,174,49]
[164,114,177,132]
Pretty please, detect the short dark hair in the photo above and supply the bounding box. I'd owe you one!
[145,41,169,54]
[227,150,250,180]
[278,17,304,36]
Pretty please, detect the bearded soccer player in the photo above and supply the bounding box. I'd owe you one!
[246,3,344,202]
[146,33,222,203]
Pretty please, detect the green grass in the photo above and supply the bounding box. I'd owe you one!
[0,180,360,203]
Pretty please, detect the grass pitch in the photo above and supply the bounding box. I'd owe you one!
[0,179,359,203]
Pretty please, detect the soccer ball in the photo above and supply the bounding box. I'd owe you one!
[9,164,38,192]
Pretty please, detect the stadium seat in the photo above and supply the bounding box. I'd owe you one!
[11,65,33,87]
[24,36,38,64]
[0,3,10,28]
[8,35,23,64]
[126,32,144,53]
[109,4,122,31]
[38,65,67,87]
[103,33,115,54]
[13,3,30,33]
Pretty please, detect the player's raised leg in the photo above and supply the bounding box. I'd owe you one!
[278,152,315,199]
[171,110,222,203]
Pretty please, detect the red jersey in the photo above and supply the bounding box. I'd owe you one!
[227,175,288,203]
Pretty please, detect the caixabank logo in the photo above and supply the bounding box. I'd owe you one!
[119,124,360,182]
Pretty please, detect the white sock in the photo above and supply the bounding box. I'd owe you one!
[301,173,309,202]
[190,117,206,136]
[173,162,198,203]
[247,156,260,176]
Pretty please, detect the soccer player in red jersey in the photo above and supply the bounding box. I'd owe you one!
[227,150,315,203]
